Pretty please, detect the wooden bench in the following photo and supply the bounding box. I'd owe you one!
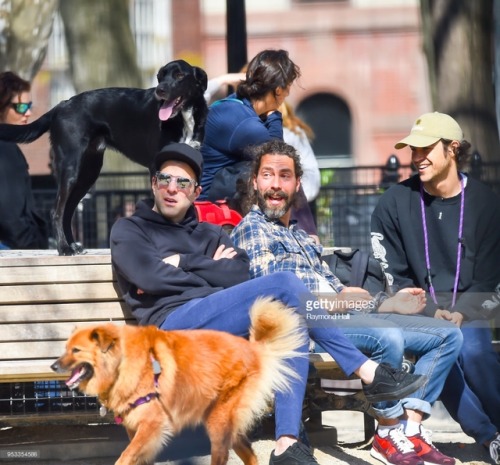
[0,249,374,438]
[0,249,134,426]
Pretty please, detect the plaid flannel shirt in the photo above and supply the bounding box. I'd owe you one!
[231,205,344,294]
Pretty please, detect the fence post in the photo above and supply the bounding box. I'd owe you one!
[469,150,482,180]
[381,154,401,188]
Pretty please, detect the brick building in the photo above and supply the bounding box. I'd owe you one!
[26,0,429,175]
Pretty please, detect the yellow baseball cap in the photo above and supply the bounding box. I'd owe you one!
[395,112,463,149]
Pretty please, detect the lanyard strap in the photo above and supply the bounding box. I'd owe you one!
[420,175,465,308]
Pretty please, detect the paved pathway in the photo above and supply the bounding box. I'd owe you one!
[0,404,492,464]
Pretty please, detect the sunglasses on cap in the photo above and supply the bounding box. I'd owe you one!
[155,172,198,191]
[11,102,33,115]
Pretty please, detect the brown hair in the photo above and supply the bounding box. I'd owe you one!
[281,101,314,140]
[0,71,31,119]
[236,49,301,101]
[250,139,303,180]
[442,139,471,171]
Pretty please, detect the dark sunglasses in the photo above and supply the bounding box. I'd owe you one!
[155,172,198,190]
[11,102,33,115]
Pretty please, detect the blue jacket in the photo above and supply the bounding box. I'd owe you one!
[200,94,283,199]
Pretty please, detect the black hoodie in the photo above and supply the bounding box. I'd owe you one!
[371,175,500,321]
[110,198,250,326]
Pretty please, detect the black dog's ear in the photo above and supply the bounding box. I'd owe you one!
[90,326,117,353]
[193,67,208,92]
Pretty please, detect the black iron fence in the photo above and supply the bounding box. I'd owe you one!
[317,155,500,251]
[0,381,100,421]
[32,157,500,253]
[2,156,498,421]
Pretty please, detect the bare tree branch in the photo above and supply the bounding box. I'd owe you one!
[0,0,58,80]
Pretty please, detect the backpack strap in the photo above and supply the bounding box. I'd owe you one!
[350,249,369,287]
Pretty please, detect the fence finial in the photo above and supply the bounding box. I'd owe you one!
[381,154,401,187]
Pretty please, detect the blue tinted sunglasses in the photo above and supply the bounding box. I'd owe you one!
[11,102,32,115]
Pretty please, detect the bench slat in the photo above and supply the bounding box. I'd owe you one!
[0,360,69,382]
[0,302,132,323]
[0,282,121,304]
[0,264,114,284]
[0,249,112,266]
[0,320,132,345]
[2,340,67,360]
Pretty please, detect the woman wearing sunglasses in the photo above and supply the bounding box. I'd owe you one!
[0,71,48,250]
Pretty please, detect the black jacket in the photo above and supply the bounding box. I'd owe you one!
[0,141,48,249]
[371,174,500,320]
[110,199,250,326]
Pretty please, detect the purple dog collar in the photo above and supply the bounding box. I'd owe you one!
[110,356,162,424]
[114,392,159,424]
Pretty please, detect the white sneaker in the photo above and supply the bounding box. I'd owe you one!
[490,434,500,465]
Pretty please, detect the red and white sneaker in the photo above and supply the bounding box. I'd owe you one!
[371,425,424,465]
[407,426,455,465]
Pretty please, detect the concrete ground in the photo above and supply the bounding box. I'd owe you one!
[0,403,493,465]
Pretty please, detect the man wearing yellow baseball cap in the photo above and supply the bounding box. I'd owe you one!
[394,112,463,149]
[371,112,500,464]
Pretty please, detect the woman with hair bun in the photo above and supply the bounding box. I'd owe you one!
[200,49,300,203]
[200,49,317,235]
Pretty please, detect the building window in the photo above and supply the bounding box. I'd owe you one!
[296,93,352,161]
[130,0,172,81]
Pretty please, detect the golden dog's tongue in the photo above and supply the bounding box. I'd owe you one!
[159,101,174,121]
[66,366,85,387]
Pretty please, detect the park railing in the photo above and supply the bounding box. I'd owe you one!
[32,156,500,253]
[7,155,497,418]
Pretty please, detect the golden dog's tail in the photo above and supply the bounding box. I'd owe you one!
[249,297,307,394]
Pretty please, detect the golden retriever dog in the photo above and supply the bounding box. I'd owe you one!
[51,298,306,465]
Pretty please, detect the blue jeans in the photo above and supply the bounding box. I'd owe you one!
[160,271,368,440]
[336,313,463,419]
[439,320,500,444]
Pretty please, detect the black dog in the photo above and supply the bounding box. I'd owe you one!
[0,60,207,255]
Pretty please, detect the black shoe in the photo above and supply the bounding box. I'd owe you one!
[362,363,427,403]
[269,442,318,465]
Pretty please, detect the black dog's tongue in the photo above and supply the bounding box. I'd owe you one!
[159,101,174,121]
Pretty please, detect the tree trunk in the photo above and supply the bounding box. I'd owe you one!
[59,0,145,174]
[420,0,500,162]
[0,0,58,80]
[59,0,142,92]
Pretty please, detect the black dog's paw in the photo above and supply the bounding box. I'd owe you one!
[188,141,201,150]
[58,242,86,256]
[71,242,87,255]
